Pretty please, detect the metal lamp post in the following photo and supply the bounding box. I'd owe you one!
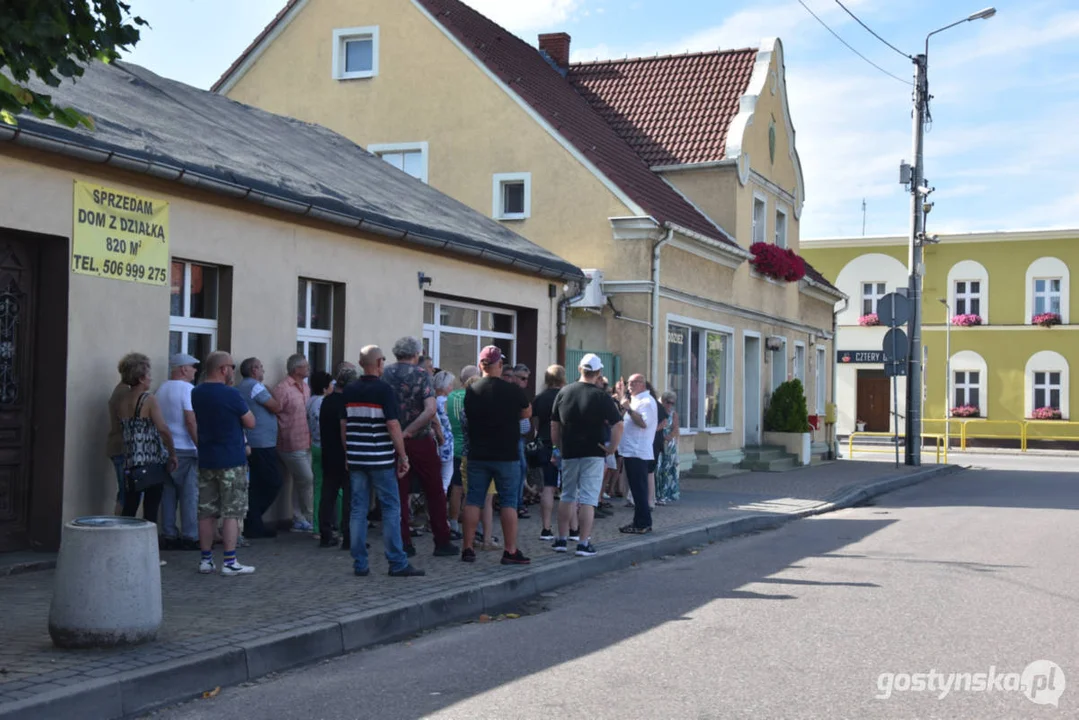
[939,298,951,447]
[904,6,996,466]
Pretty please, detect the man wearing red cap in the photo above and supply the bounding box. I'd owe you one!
[461,345,532,564]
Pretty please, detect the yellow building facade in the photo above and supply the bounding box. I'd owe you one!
[216,0,844,469]
[802,229,1079,443]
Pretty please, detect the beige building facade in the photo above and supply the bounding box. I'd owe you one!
[217,0,844,470]
[0,61,580,552]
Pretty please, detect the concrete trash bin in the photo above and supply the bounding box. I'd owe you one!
[48,516,163,648]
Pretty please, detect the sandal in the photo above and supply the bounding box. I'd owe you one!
[517,508,531,519]
[619,524,652,534]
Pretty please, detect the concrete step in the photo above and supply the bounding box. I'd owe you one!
[741,446,787,462]
[741,456,797,472]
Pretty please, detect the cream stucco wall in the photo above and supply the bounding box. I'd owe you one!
[224,0,643,284]
[0,148,557,522]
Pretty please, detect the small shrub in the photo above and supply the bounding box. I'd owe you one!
[764,379,811,433]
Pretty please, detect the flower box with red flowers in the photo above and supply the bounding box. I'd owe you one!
[949,405,980,418]
[749,242,807,283]
[950,314,982,327]
[858,313,880,327]
[1032,312,1062,327]
[1030,406,1062,420]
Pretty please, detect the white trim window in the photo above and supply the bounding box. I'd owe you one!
[774,206,788,248]
[861,282,886,316]
[667,319,734,432]
[1033,371,1062,412]
[770,336,787,393]
[953,370,981,411]
[752,194,767,245]
[368,142,428,183]
[815,346,826,414]
[954,280,981,317]
[297,278,334,373]
[794,342,805,384]
[332,27,379,80]
[1033,278,1062,316]
[169,259,219,363]
[423,299,516,375]
[492,172,531,220]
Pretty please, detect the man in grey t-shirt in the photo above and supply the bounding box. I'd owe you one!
[238,357,282,538]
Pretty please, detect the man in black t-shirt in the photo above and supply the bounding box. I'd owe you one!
[461,345,532,565]
[550,353,624,557]
[318,363,357,549]
[531,364,565,540]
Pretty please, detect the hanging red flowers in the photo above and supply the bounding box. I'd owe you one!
[749,242,807,283]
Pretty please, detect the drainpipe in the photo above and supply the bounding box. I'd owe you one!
[557,280,586,366]
[650,228,675,382]
[831,295,849,458]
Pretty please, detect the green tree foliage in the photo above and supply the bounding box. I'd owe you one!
[764,379,811,433]
[0,0,146,129]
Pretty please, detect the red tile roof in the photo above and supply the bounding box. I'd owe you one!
[413,0,735,245]
[567,49,758,167]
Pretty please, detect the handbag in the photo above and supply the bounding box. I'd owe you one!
[525,439,549,468]
[122,392,170,493]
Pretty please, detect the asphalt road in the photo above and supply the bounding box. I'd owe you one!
[151,468,1077,719]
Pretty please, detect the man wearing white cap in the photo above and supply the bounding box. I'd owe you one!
[156,352,201,550]
[550,353,624,556]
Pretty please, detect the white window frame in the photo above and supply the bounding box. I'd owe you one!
[953,279,982,317]
[1032,371,1062,412]
[367,141,429,183]
[770,336,788,393]
[751,193,767,245]
[794,341,806,385]
[815,346,826,415]
[665,314,735,434]
[492,172,531,220]
[423,298,517,369]
[953,370,980,410]
[862,282,887,316]
[297,278,334,373]
[1025,350,1069,419]
[1025,257,1069,324]
[774,205,788,248]
[332,26,379,80]
[1033,277,1062,317]
[170,259,218,356]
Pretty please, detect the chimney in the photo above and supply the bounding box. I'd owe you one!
[538,32,571,71]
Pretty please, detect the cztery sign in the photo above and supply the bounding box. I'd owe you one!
[72,180,169,286]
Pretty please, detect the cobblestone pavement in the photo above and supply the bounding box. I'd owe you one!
[0,460,916,707]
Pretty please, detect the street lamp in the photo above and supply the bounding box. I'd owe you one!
[904,7,996,466]
[939,298,951,448]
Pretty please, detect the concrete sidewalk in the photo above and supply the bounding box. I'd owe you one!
[0,460,959,719]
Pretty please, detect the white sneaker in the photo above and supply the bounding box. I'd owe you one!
[198,558,215,574]
[221,561,255,576]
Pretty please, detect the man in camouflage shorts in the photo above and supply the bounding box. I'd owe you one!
[191,351,257,576]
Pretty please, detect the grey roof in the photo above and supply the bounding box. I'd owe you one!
[0,61,583,281]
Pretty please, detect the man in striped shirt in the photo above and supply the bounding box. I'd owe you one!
[339,346,424,578]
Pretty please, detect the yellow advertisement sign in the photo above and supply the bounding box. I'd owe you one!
[72,180,170,285]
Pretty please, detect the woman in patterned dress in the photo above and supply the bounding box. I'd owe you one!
[655,390,681,504]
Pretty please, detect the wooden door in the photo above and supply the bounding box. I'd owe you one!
[856,371,890,433]
[0,238,36,552]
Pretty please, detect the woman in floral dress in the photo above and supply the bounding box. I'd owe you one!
[655,390,681,504]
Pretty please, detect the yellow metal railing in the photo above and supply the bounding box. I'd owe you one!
[848,432,948,464]
[857,419,1079,453]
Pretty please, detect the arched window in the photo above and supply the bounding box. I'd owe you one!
[1025,257,1069,324]
[949,350,988,417]
[1025,351,1069,419]
[833,253,909,326]
[946,260,989,323]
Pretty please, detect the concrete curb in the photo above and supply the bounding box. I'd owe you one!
[0,465,961,720]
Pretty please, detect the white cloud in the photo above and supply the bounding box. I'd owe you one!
[459,0,584,34]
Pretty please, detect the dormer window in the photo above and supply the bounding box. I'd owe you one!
[332,27,379,80]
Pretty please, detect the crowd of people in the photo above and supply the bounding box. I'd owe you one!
[107,337,682,577]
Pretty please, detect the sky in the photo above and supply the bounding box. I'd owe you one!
[121,0,1079,239]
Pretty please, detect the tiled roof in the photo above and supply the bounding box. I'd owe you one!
[567,49,759,167]
[414,0,735,246]
[211,0,303,93]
